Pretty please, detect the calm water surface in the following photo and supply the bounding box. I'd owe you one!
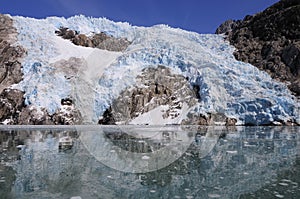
[0,126,299,199]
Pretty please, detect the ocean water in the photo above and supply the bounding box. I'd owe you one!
[0,126,299,199]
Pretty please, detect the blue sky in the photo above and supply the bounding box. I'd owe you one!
[1,0,279,33]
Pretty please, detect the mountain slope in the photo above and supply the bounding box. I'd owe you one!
[0,13,299,125]
[216,0,300,96]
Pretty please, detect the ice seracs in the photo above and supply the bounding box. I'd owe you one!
[9,15,300,125]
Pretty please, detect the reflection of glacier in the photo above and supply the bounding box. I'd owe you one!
[0,127,298,198]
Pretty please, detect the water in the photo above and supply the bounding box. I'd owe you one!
[0,126,299,199]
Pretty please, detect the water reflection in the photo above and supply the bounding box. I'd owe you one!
[0,126,299,199]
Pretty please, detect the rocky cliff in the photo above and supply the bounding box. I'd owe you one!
[0,14,26,124]
[99,65,199,125]
[216,0,300,96]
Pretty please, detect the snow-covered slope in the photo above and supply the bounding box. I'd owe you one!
[10,15,300,125]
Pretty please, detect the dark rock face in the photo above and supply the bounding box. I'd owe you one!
[52,99,83,125]
[0,89,25,124]
[215,19,242,35]
[18,106,54,125]
[0,14,25,93]
[216,0,300,96]
[99,65,199,124]
[55,27,131,52]
[18,98,82,125]
[182,112,234,126]
[0,14,26,124]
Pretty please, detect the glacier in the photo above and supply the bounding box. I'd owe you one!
[10,15,299,125]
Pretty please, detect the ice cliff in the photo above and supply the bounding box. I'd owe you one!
[0,14,299,125]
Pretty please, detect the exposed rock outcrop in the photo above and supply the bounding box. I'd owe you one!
[182,112,236,126]
[18,106,54,125]
[55,27,131,51]
[216,0,300,96]
[52,98,83,125]
[99,65,199,124]
[0,14,27,124]
[0,14,25,93]
[18,98,82,125]
[0,15,83,125]
[0,88,25,124]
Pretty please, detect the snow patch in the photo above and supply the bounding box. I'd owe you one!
[130,103,190,125]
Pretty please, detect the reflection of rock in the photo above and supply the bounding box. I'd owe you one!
[79,126,195,173]
[138,127,299,198]
[216,0,300,95]
[1,127,298,198]
[59,136,74,151]
[99,65,198,124]
[0,165,16,199]
[55,27,131,52]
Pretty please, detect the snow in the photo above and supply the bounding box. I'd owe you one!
[10,15,300,125]
[50,36,122,122]
[1,119,13,125]
[130,103,190,125]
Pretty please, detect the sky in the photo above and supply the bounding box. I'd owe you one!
[0,0,279,33]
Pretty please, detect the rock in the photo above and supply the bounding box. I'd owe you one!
[61,98,73,106]
[225,118,237,126]
[18,100,82,125]
[72,34,93,47]
[288,80,300,96]
[216,0,300,95]
[52,99,82,125]
[18,106,54,125]
[0,14,25,93]
[183,112,232,126]
[198,114,211,125]
[0,89,25,124]
[0,15,26,124]
[99,65,198,124]
[55,27,131,51]
[215,19,241,35]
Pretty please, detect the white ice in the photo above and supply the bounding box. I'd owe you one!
[11,15,299,125]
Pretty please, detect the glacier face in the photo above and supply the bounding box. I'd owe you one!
[11,15,299,125]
